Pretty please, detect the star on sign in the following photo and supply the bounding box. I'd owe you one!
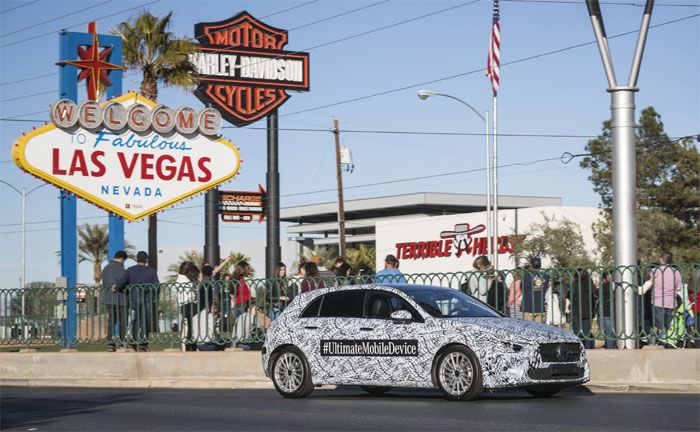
[56,21,125,101]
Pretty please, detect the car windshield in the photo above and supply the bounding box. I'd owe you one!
[396,286,502,318]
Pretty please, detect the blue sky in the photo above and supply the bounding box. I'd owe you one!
[1,0,698,287]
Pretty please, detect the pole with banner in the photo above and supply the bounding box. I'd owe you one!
[487,0,501,269]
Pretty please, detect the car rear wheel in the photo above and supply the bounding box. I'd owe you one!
[360,386,392,396]
[435,345,483,401]
[526,385,562,398]
[271,347,314,398]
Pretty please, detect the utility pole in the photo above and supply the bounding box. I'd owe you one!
[586,0,654,349]
[333,118,347,257]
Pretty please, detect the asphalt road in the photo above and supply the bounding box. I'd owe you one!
[2,386,699,431]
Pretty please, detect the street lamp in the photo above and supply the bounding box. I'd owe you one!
[417,90,495,266]
[1,180,50,336]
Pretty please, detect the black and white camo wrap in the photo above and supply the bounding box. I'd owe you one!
[262,284,590,390]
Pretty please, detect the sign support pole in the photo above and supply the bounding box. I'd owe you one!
[59,30,78,348]
[266,111,281,278]
[204,188,220,269]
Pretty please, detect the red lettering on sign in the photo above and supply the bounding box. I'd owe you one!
[90,151,105,176]
[197,157,212,182]
[177,110,195,130]
[177,156,195,182]
[68,150,88,176]
[117,153,139,178]
[140,153,154,180]
[156,155,176,180]
[52,148,66,175]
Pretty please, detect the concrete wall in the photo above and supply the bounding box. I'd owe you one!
[1,349,698,392]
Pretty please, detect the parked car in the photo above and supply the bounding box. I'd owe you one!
[262,284,590,401]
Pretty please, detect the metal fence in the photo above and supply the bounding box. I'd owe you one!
[1,264,698,350]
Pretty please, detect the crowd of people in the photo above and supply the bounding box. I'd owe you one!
[100,249,697,352]
[465,252,698,349]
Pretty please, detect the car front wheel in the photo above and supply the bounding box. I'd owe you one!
[271,346,314,398]
[435,345,483,401]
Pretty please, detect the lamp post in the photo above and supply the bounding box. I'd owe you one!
[0,180,49,337]
[417,90,493,265]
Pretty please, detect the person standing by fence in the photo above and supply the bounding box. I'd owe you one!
[521,258,548,323]
[641,253,684,344]
[375,254,407,284]
[101,250,127,352]
[114,251,159,352]
[569,268,596,349]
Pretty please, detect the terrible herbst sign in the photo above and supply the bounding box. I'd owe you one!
[12,92,241,221]
[190,11,310,127]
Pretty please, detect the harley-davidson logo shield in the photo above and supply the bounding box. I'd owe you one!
[191,11,310,127]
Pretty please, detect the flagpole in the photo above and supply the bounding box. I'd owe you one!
[492,94,498,270]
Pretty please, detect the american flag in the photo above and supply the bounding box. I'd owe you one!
[487,0,500,95]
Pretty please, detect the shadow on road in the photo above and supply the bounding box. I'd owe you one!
[2,391,143,430]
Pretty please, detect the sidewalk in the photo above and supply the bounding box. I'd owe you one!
[1,349,698,393]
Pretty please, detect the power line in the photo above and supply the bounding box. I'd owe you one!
[0,0,39,15]
[0,89,56,103]
[0,0,162,49]
[0,151,587,229]
[259,0,319,19]
[288,1,390,32]
[0,0,114,38]
[0,73,57,87]
[279,12,700,118]
[501,0,700,6]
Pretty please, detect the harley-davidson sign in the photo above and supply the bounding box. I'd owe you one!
[190,11,310,127]
[12,92,241,221]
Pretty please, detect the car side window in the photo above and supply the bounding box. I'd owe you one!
[318,290,364,318]
[300,297,322,318]
[364,291,422,321]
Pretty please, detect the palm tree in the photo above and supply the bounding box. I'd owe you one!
[76,223,135,284]
[345,245,376,274]
[112,11,198,271]
[166,250,254,282]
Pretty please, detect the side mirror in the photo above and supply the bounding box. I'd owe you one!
[390,310,412,323]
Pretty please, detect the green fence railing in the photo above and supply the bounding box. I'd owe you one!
[1,264,697,350]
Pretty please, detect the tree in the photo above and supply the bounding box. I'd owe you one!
[521,213,593,268]
[112,11,198,272]
[345,245,376,274]
[593,210,700,265]
[166,249,253,282]
[298,246,338,270]
[580,107,700,263]
[71,224,134,284]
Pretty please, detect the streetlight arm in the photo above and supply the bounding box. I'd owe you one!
[431,93,486,123]
[0,179,22,195]
[28,182,50,195]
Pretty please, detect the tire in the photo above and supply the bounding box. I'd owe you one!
[360,386,392,396]
[435,345,483,401]
[270,346,314,398]
[525,385,562,398]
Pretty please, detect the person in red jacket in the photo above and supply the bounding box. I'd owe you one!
[230,261,252,320]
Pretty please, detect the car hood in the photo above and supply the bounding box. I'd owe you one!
[446,317,581,345]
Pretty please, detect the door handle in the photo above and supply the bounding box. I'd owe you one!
[359,327,373,331]
[304,326,318,330]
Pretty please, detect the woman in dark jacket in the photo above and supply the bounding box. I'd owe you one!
[300,262,325,293]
